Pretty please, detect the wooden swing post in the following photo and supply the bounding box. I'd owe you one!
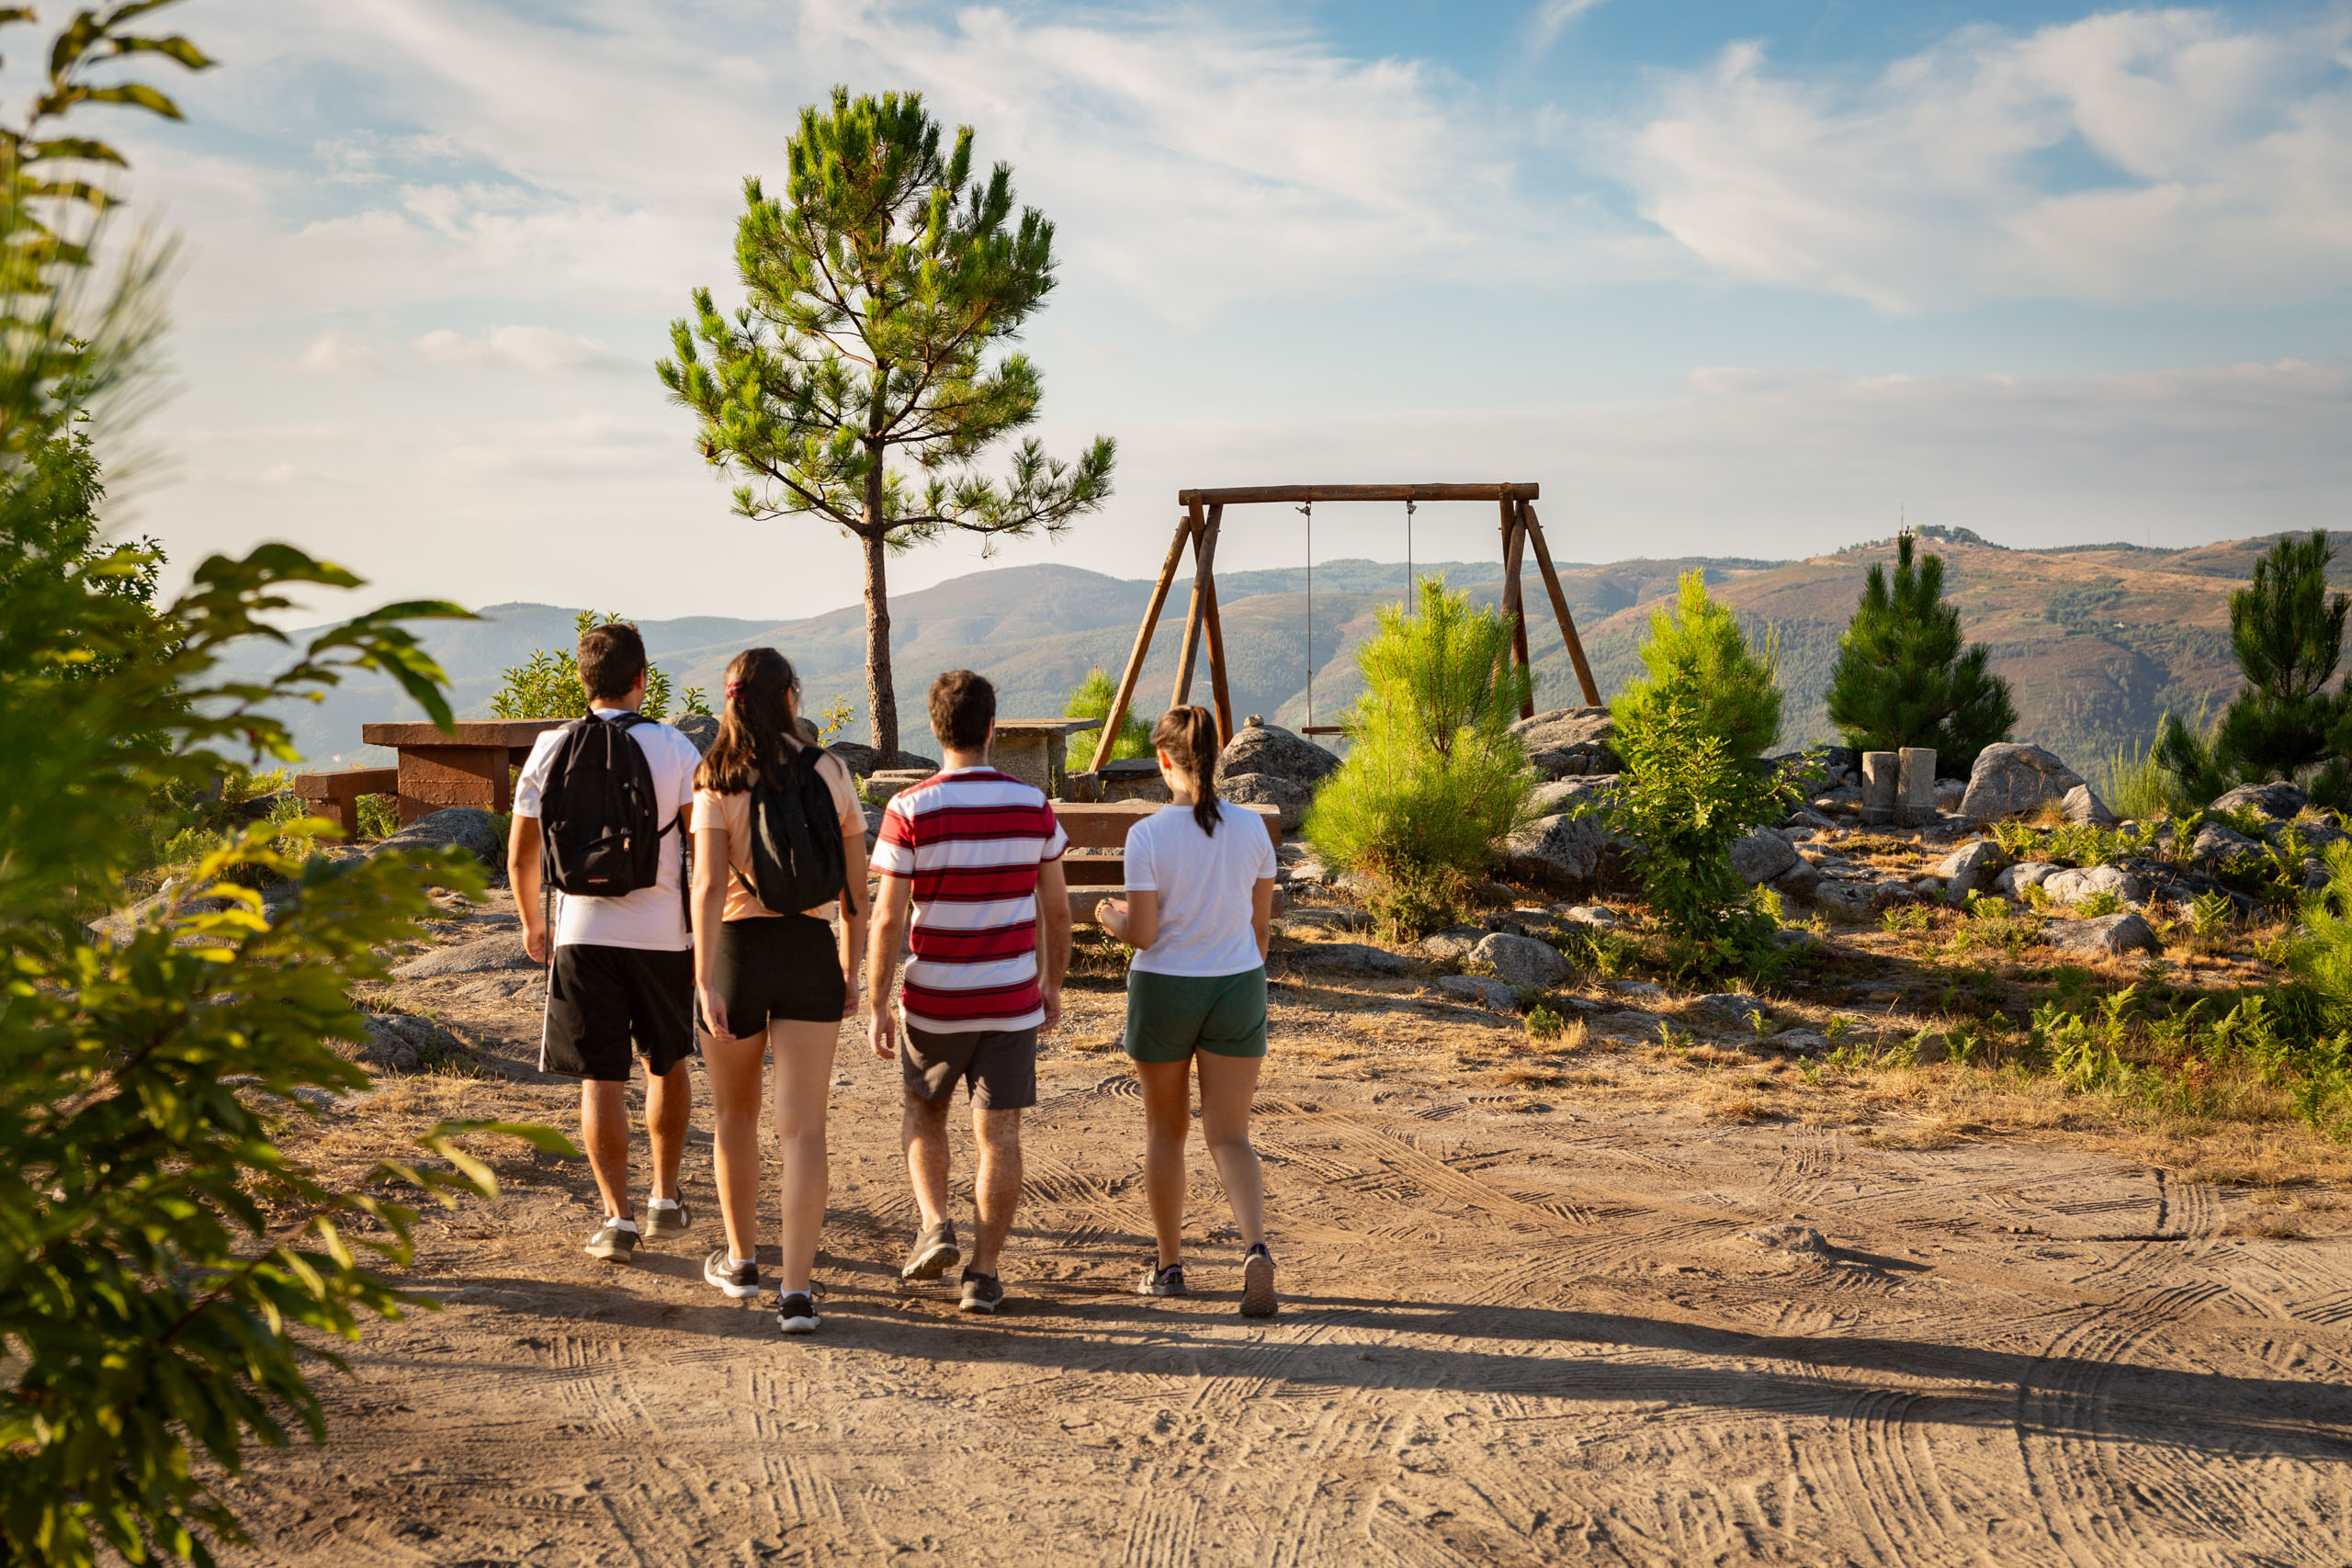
[1498,496,1534,720]
[1089,510,1193,775]
[1519,501,1602,707]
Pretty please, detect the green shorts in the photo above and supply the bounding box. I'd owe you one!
[1124,966,1269,1064]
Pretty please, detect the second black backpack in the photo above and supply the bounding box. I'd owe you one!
[538,711,673,897]
[740,747,849,916]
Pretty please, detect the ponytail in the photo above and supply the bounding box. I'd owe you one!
[1153,705,1222,838]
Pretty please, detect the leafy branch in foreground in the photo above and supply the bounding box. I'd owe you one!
[0,6,571,1563]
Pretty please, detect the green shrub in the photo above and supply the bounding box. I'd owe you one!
[1587,697,1795,976]
[1523,1003,1565,1042]
[1824,530,2016,774]
[2101,732,2182,821]
[1991,820,2040,859]
[1611,569,1781,758]
[1305,578,1538,938]
[2074,888,2126,918]
[0,19,568,1562]
[356,792,401,840]
[814,693,857,744]
[490,609,709,721]
[1064,666,1151,768]
[2188,888,2233,947]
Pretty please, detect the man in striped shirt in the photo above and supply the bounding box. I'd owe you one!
[866,669,1071,1314]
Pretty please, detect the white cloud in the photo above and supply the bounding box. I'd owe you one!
[294,329,386,374]
[414,324,632,373]
[1529,0,1609,52]
[1623,9,2352,309]
[111,0,1655,333]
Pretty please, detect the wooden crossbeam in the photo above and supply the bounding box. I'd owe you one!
[1178,482,1538,507]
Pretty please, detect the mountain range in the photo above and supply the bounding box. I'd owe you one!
[246,528,2331,787]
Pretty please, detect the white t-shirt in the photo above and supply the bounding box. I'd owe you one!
[1122,800,1277,978]
[512,707,702,952]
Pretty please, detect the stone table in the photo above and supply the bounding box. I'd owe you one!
[359,719,564,825]
[989,718,1102,799]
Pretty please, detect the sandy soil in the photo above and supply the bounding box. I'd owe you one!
[219,896,2352,1567]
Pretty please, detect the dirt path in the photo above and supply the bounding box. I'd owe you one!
[223,911,2352,1566]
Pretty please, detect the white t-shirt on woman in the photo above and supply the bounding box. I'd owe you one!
[1122,800,1277,977]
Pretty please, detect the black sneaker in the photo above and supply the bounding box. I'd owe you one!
[776,1290,820,1335]
[583,1218,638,1263]
[703,1247,759,1300]
[900,1221,960,1281]
[644,1201,691,1241]
[957,1268,1004,1314]
[1239,1244,1276,1318]
[1138,1263,1187,1297]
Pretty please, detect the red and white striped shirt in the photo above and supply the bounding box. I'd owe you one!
[871,768,1069,1033]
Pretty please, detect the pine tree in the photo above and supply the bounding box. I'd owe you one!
[1825,531,2016,773]
[660,89,1114,761]
[1611,570,1782,758]
[2213,530,2347,781]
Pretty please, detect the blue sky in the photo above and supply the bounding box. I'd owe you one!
[94,0,2352,619]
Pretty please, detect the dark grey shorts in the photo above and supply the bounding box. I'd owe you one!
[901,1023,1037,1111]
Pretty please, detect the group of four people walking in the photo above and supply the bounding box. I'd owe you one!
[504,622,1280,1333]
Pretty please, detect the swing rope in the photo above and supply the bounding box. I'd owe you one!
[1296,499,1313,728]
[1405,497,1415,614]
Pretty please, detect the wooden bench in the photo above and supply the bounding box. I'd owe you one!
[290,767,400,840]
[1055,801,1282,923]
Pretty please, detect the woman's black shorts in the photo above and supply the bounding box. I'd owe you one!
[706,914,845,1035]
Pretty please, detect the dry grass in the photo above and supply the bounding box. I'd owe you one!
[2223,1213,2304,1240]
[1495,1065,1567,1089]
[1696,1076,1778,1122]
[1684,1044,1754,1069]
[1859,1119,1971,1151]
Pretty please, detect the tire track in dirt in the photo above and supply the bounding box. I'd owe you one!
[2013,1269,2233,1566]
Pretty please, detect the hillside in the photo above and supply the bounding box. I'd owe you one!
[246,532,2335,783]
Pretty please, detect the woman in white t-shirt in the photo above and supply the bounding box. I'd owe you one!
[689,647,868,1334]
[1099,705,1281,1317]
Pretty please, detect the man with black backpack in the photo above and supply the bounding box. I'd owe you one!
[508,621,706,1265]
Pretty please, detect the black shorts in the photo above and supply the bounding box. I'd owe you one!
[542,943,695,1082]
[901,1023,1037,1111]
[707,915,845,1035]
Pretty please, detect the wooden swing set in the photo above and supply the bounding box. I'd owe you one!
[1081,482,1604,778]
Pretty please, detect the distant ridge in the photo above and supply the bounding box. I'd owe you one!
[234,532,2352,781]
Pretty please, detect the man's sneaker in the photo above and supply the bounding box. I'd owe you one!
[644,1201,691,1241]
[703,1248,759,1300]
[583,1218,638,1263]
[1239,1243,1277,1318]
[1138,1263,1188,1297]
[900,1222,960,1281]
[776,1290,820,1335]
[958,1268,1005,1314]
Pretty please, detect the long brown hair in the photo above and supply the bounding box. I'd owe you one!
[1154,705,1222,837]
[695,647,814,794]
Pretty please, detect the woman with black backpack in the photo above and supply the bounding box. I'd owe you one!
[690,648,868,1334]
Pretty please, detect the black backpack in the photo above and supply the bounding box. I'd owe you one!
[739,747,849,916]
[537,711,677,897]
